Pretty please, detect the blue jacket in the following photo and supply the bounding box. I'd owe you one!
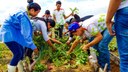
[0,9,36,50]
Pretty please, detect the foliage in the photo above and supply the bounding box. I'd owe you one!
[33,63,47,72]
[33,35,89,69]
[72,43,88,65]
[69,7,79,14]
[109,37,117,51]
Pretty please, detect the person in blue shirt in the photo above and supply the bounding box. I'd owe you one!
[0,3,41,72]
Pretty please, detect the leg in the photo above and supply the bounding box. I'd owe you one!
[114,7,128,72]
[5,41,24,72]
[98,29,114,71]
[59,25,64,38]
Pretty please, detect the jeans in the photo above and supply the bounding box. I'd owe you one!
[114,7,128,72]
[90,28,114,71]
[5,41,24,66]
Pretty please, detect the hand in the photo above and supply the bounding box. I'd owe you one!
[106,21,115,36]
[52,47,56,51]
[33,48,39,55]
[71,12,74,16]
[51,38,62,44]
[63,32,67,35]
[66,41,70,45]
[67,51,71,55]
[82,45,89,52]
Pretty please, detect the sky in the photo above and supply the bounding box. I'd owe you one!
[0,0,110,24]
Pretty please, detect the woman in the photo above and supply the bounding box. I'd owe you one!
[0,2,41,72]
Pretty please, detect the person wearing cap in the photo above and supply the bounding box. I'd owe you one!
[65,14,93,45]
[106,0,128,71]
[67,14,114,72]
[42,10,52,22]
[53,1,73,38]
[0,2,41,72]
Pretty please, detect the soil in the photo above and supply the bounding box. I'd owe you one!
[110,61,120,72]
[0,43,120,72]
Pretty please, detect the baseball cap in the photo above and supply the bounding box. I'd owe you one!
[68,22,80,32]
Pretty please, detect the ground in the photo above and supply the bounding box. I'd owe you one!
[0,43,119,72]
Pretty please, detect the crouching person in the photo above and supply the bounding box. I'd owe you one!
[67,14,114,72]
[25,18,57,66]
[0,3,41,72]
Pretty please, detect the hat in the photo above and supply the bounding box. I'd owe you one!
[68,22,80,32]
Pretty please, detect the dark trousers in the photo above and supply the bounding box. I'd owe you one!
[5,41,24,66]
[25,47,33,64]
[58,25,63,38]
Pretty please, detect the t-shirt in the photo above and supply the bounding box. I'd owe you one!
[42,15,52,20]
[82,14,106,38]
[118,0,128,9]
[31,19,49,41]
[53,8,65,25]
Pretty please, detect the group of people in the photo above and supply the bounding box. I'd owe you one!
[0,0,128,72]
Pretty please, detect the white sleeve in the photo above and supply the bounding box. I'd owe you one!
[68,37,73,41]
[37,20,49,41]
[63,10,65,15]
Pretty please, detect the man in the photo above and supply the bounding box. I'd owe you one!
[53,1,73,38]
[106,0,128,71]
[64,14,93,45]
[67,14,114,72]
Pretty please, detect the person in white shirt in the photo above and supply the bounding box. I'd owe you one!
[106,0,128,71]
[25,18,57,65]
[42,10,52,22]
[53,1,73,38]
[67,14,114,72]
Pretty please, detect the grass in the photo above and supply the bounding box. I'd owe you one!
[0,43,12,71]
[0,37,118,71]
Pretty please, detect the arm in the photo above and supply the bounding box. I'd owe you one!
[63,9,73,19]
[46,39,56,51]
[64,13,72,19]
[82,23,102,51]
[67,36,80,54]
[106,0,121,35]
[20,13,37,50]
[82,32,102,51]
[39,21,55,50]
[53,13,56,23]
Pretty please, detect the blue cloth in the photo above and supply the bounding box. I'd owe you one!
[5,41,24,66]
[90,28,114,71]
[0,9,36,50]
[114,7,128,72]
[68,22,80,32]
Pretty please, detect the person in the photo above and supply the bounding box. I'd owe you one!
[53,1,73,38]
[67,14,114,72]
[42,10,52,22]
[65,14,93,45]
[106,0,128,71]
[25,18,62,64]
[0,2,41,72]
